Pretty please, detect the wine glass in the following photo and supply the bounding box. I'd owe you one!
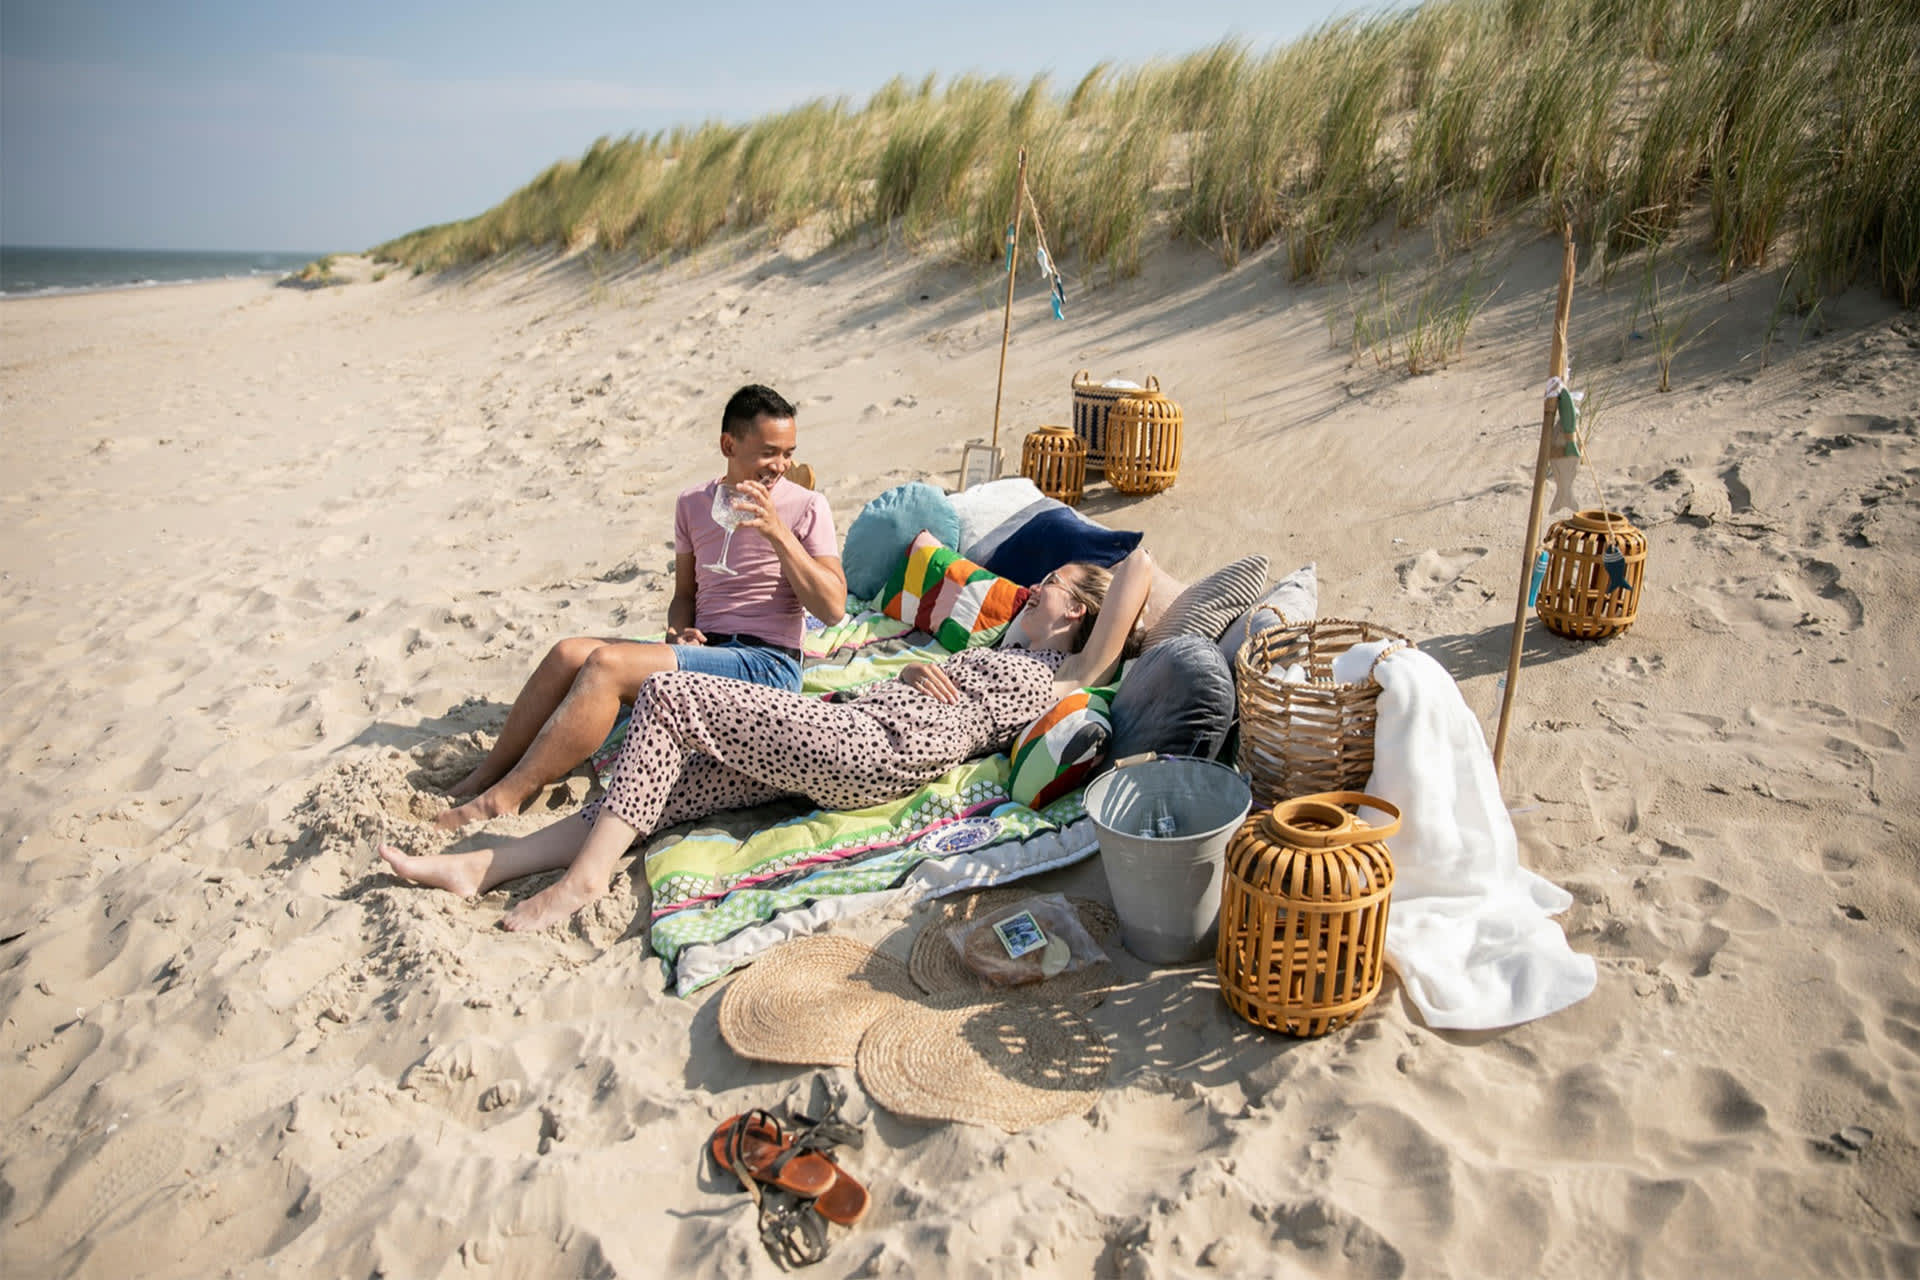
[706,484,747,575]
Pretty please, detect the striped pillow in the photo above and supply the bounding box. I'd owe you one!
[1009,686,1116,808]
[1141,554,1270,648]
[881,530,1031,651]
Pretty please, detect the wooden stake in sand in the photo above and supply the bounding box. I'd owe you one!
[1493,225,1578,778]
[988,147,1029,458]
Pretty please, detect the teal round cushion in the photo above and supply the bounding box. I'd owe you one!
[840,482,962,601]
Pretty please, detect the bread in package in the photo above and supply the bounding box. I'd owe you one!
[948,892,1107,987]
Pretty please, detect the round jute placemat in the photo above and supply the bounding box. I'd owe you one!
[908,890,1122,1002]
[856,991,1113,1131]
[718,934,920,1067]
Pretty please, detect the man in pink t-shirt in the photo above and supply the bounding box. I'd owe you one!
[439,385,845,830]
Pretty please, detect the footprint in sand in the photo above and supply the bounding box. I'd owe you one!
[1393,546,1488,605]
[1683,555,1864,636]
[1601,651,1665,680]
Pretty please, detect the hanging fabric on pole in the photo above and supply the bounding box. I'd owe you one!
[1023,184,1067,321]
[1544,374,1585,511]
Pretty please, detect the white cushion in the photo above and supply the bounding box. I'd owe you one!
[949,476,1046,557]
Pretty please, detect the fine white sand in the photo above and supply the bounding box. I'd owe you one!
[2,234,1916,1278]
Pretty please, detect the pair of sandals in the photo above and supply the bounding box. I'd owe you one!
[709,1094,870,1268]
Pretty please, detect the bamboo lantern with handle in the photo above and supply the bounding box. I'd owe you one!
[1218,792,1399,1037]
[1537,508,1647,640]
[1020,425,1088,505]
[1104,389,1183,496]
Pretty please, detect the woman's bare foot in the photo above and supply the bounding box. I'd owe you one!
[377,844,491,897]
[499,875,602,932]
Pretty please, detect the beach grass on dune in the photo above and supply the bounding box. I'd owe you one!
[373,0,1918,306]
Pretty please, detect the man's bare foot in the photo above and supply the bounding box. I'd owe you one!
[377,844,491,897]
[499,876,602,932]
[445,760,503,800]
[434,788,516,831]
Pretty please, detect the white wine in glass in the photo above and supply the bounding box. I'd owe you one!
[706,484,747,575]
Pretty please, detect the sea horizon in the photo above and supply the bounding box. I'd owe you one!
[0,244,334,298]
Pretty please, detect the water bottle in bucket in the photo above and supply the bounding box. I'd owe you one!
[1084,756,1252,964]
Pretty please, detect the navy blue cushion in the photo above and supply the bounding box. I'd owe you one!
[975,503,1142,587]
[1110,634,1237,760]
[840,482,961,601]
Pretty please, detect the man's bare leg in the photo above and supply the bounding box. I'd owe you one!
[500,809,641,932]
[437,641,677,830]
[448,637,614,799]
[378,813,594,898]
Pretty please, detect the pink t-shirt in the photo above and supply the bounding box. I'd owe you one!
[675,478,838,649]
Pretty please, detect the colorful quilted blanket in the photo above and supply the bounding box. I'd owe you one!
[647,757,1096,995]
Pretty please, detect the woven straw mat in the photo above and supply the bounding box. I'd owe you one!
[856,991,1113,1131]
[908,889,1121,1002]
[718,934,919,1067]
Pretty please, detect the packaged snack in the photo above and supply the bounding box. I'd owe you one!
[948,892,1108,987]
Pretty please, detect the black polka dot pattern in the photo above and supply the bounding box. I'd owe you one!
[586,647,1069,840]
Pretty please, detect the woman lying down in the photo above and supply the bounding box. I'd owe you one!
[380,547,1154,933]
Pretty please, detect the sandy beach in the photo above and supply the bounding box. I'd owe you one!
[2,233,1916,1278]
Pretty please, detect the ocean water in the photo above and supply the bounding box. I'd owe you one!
[0,245,327,298]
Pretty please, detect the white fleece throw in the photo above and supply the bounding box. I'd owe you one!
[1331,642,1597,1030]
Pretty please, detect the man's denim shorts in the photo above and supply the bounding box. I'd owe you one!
[669,635,803,692]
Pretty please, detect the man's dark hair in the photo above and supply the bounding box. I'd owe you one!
[721,384,797,439]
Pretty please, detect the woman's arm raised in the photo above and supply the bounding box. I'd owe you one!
[1054,546,1153,693]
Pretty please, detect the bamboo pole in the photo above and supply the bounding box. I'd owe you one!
[989,148,1028,457]
[1493,224,1577,778]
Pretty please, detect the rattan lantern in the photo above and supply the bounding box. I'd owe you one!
[1105,389,1183,496]
[1020,425,1088,506]
[1537,508,1647,640]
[1070,371,1159,469]
[1236,619,1413,811]
[1218,792,1399,1037]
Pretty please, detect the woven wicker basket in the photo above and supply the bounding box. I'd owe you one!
[1071,371,1158,468]
[1537,508,1646,640]
[1235,619,1414,810]
[1218,792,1398,1037]
[1020,425,1087,506]
[1105,390,1183,496]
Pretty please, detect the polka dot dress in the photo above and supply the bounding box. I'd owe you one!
[588,646,1068,840]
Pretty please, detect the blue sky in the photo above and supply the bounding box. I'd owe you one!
[2,1,1393,253]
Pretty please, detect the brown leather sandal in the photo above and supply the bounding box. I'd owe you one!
[812,1165,870,1227]
[708,1110,838,1198]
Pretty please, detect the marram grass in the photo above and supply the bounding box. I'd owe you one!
[375,0,1918,306]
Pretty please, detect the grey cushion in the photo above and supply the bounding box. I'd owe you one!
[1142,554,1269,649]
[1218,562,1319,670]
[1110,634,1237,760]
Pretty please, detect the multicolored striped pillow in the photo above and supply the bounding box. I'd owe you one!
[881,530,1031,651]
[1009,686,1116,808]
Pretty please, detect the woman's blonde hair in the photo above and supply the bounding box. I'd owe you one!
[1056,562,1143,657]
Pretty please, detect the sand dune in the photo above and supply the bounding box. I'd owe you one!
[1,236,1915,1277]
